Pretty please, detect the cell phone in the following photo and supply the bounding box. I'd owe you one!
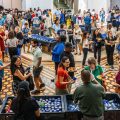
[72,77,77,81]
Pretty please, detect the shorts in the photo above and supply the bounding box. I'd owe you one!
[33,66,43,78]
[75,39,80,44]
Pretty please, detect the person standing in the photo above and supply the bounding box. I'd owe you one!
[11,81,42,120]
[52,36,66,76]
[92,29,103,64]
[6,31,18,60]
[82,32,93,67]
[0,27,5,62]
[57,24,66,36]
[31,40,45,94]
[73,70,105,120]
[52,19,60,34]
[55,57,74,95]
[84,12,91,33]
[105,31,116,69]
[73,24,83,55]
[84,57,106,90]
[60,42,75,92]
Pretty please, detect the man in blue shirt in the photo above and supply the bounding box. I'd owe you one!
[84,13,91,33]
[52,36,66,75]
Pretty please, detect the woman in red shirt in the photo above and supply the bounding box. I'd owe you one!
[55,56,74,95]
[0,27,5,62]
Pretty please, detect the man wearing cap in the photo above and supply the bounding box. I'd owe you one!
[60,42,75,92]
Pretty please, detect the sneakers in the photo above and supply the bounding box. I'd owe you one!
[31,90,40,95]
[51,79,55,82]
[111,65,114,69]
[40,83,45,90]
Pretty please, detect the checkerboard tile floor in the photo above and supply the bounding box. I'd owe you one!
[1,56,120,101]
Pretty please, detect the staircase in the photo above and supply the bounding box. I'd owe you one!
[53,0,69,9]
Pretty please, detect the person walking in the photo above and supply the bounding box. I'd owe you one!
[31,40,45,94]
[82,32,93,67]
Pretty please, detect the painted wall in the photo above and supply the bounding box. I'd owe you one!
[87,0,110,13]
[0,0,22,9]
[25,0,53,10]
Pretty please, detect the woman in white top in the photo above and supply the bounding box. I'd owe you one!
[82,32,93,67]
[74,24,83,55]
[6,31,18,60]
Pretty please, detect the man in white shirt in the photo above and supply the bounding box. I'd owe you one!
[31,40,45,94]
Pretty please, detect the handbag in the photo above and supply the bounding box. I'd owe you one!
[26,76,34,91]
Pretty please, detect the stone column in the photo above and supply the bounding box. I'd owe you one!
[74,0,79,14]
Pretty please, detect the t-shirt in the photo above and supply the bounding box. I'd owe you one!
[84,65,104,85]
[6,38,18,47]
[56,67,69,89]
[73,82,105,117]
[57,29,66,36]
[11,97,39,120]
[32,17,40,27]
[52,24,60,33]
[33,47,42,67]
[83,39,89,48]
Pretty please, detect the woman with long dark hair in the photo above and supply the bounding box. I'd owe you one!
[11,81,41,120]
[10,56,32,95]
[55,56,74,95]
[105,31,116,69]
[92,29,103,64]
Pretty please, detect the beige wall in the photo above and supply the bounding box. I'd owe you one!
[1,0,22,9]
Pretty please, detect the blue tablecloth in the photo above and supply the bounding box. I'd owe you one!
[31,34,56,44]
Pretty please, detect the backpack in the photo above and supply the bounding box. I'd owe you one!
[116,71,120,85]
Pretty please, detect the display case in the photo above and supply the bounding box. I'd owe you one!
[64,93,120,120]
[0,93,120,120]
[0,95,65,120]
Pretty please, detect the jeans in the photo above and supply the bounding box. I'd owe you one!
[69,35,75,45]
[85,24,91,33]
[94,45,101,64]
[106,46,115,65]
[82,48,89,66]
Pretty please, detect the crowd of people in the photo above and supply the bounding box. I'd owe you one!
[0,5,120,120]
